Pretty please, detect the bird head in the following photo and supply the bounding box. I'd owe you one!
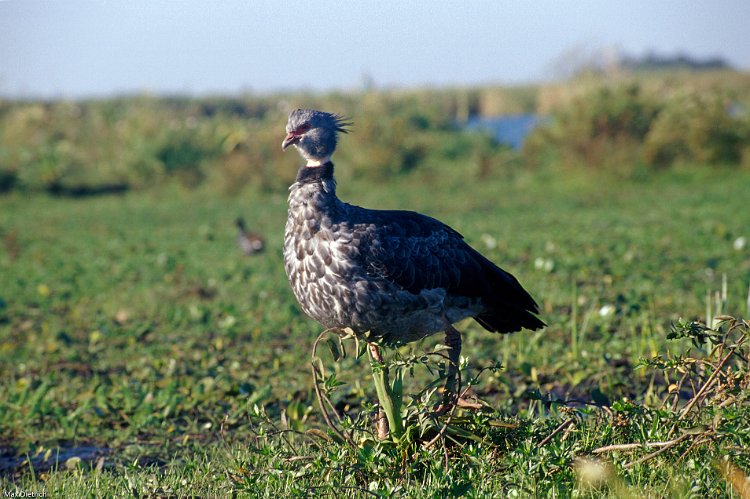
[282,109,351,166]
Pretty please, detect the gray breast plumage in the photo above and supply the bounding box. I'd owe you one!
[283,164,477,344]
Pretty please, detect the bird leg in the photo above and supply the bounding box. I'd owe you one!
[438,323,462,412]
[436,322,482,414]
[368,343,389,440]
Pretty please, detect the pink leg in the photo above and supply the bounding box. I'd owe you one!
[437,322,482,413]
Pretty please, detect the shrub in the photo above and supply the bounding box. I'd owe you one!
[524,81,750,172]
[523,84,659,171]
[2,76,748,195]
[644,92,749,166]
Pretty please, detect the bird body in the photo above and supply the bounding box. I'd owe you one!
[281,108,543,425]
[286,163,456,344]
[282,110,544,344]
[284,162,543,345]
[235,217,265,255]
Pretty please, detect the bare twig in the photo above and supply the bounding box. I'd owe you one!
[592,438,687,455]
[679,348,734,419]
[264,418,301,455]
[622,434,691,469]
[311,329,356,447]
[676,434,716,464]
[537,418,575,448]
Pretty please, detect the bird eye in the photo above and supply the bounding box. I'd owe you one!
[294,123,311,135]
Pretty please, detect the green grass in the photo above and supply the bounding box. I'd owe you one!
[1,163,749,497]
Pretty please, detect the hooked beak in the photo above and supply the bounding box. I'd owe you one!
[281,133,299,151]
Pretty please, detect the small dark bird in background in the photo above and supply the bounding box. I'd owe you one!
[235,217,265,255]
[281,109,544,435]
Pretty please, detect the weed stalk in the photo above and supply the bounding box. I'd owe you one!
[571,282,578,361]
[368,345,404,439]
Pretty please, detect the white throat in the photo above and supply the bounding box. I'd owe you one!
[305,156,331,167]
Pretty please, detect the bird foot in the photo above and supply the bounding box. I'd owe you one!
[434,396,483,415]
[457,397,484,410]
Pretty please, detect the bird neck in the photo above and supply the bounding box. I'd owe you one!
[289,161,339,214]
[295,161,335,185]
[306,156,331,167]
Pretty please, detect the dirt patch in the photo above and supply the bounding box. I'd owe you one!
[0,445,110,475]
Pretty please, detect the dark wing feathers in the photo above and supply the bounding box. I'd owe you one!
[357,210,466,292]
[462,244,546,333]
[353,208,545,333]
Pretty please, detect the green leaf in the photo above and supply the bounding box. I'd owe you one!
[326,337,342,362]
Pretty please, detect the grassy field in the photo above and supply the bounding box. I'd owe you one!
[1,155,749,496]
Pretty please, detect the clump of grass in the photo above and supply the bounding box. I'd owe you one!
[2,155,749,494]
[310,328,505,449]
[291,307,750,497]
[585,311,749,492]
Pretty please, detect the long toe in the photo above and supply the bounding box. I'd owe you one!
[456,397,483,410]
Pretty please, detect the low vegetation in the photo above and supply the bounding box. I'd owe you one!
[525,77,750,173]
[1,70,748,195]
[1,70,750,496]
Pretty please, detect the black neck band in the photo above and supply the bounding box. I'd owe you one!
[295,162,334,184]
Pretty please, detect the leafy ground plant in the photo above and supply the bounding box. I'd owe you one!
[224,312,750,497]
[585,315,750,494]
[1,161,749,496]
[310,327,505,447]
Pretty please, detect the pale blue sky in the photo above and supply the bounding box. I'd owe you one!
[1,1,748,98]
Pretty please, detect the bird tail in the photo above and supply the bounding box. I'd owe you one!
[470,246,546,334]
[475,308,546,334]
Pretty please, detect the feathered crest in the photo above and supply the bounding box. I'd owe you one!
[330,113,352,134]
[287,108,352,134]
